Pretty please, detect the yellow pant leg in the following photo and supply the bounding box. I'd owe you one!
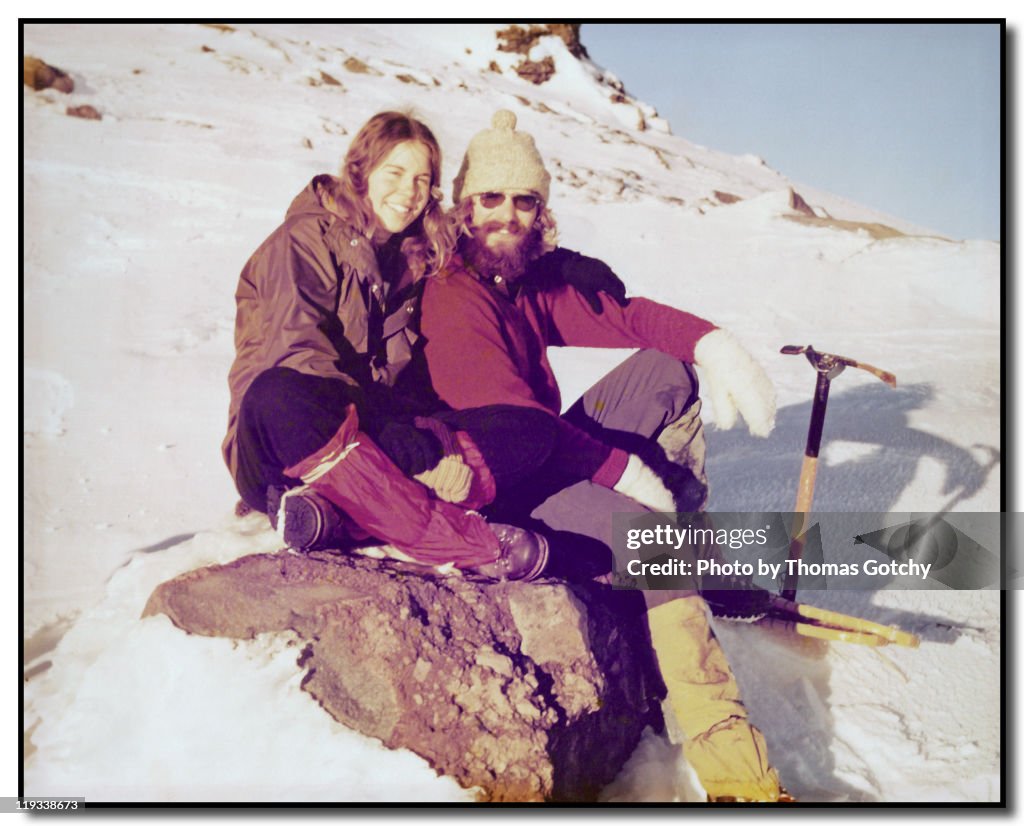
[647,594,781,801]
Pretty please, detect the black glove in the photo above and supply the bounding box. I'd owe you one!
[634,442,707,512]
[524,247,629,314]
[376,420,444,477]
[661,462,708,513]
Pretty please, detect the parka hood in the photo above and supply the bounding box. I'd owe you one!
[285,174,338,221]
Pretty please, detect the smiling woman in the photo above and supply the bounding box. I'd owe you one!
[365,141,432,237]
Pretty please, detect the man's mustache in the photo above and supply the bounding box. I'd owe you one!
[479,220,525,236]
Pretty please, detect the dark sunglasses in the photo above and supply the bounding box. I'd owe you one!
[476,192,541,211]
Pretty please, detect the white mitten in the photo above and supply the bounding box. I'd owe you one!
[613,453,676,512]
[694,329,776,437]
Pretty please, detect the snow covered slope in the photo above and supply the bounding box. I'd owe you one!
[22,23,1001,803]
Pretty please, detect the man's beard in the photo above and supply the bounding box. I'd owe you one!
[461,220,544,282]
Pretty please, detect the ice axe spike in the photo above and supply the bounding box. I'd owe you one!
[779,345,897,600]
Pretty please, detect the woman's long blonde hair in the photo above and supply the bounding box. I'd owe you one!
[323,112,455,279]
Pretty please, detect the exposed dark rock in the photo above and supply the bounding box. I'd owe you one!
[66,105,101,121]
[494,25,587,86]
[788,188,817,217]
[497,24,542,55]
[24,56,74,93]
[546,24,588,59]
[650,146,671,170]
[306,71,345,89]
[143,552,663,801]
[515,57,555,86]
[395,73,428,87]
[714,191,743,205]
[343,56,381,76]
[496,24,587,59]
[781,189,915,238]
[487,60,502,73]
[320,117,348,136]
[782,213,908,241]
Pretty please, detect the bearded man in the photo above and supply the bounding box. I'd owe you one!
[419,110,788,802]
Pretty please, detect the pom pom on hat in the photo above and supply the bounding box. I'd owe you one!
[492,109,517,130]
[452,109,551,203]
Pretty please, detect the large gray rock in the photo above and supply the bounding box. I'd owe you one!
[143,551,664,801]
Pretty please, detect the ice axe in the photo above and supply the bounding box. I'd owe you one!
[779,345,897,600]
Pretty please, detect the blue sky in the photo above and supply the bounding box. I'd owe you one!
[582,22,1001,242]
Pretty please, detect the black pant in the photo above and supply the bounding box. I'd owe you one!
[233,367,557,513]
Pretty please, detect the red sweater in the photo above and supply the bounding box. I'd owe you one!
[420,260,717,487]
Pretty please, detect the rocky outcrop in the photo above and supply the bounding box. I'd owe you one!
[515,57,556,86]
[23,56,74,93]
[66,105,101,121]
[343,56,381,76]
[788,188,817,217]
[496,24,587,59]
[143,552,663,802]
[781,188,910,240]
[496,24,581,85]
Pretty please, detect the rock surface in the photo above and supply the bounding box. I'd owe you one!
[66,105,101,121]
[143,551,664,802]
[23,55,74,93]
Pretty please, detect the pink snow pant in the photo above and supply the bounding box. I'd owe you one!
[284,404,502,567]
[232,367,558,567]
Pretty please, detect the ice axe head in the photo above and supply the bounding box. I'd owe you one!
[781,345,897,387]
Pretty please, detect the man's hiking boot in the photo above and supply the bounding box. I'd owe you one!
[467,523,549,582]
[699,571,774,621]
[268,485,356,552]
[708,787,797,803]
